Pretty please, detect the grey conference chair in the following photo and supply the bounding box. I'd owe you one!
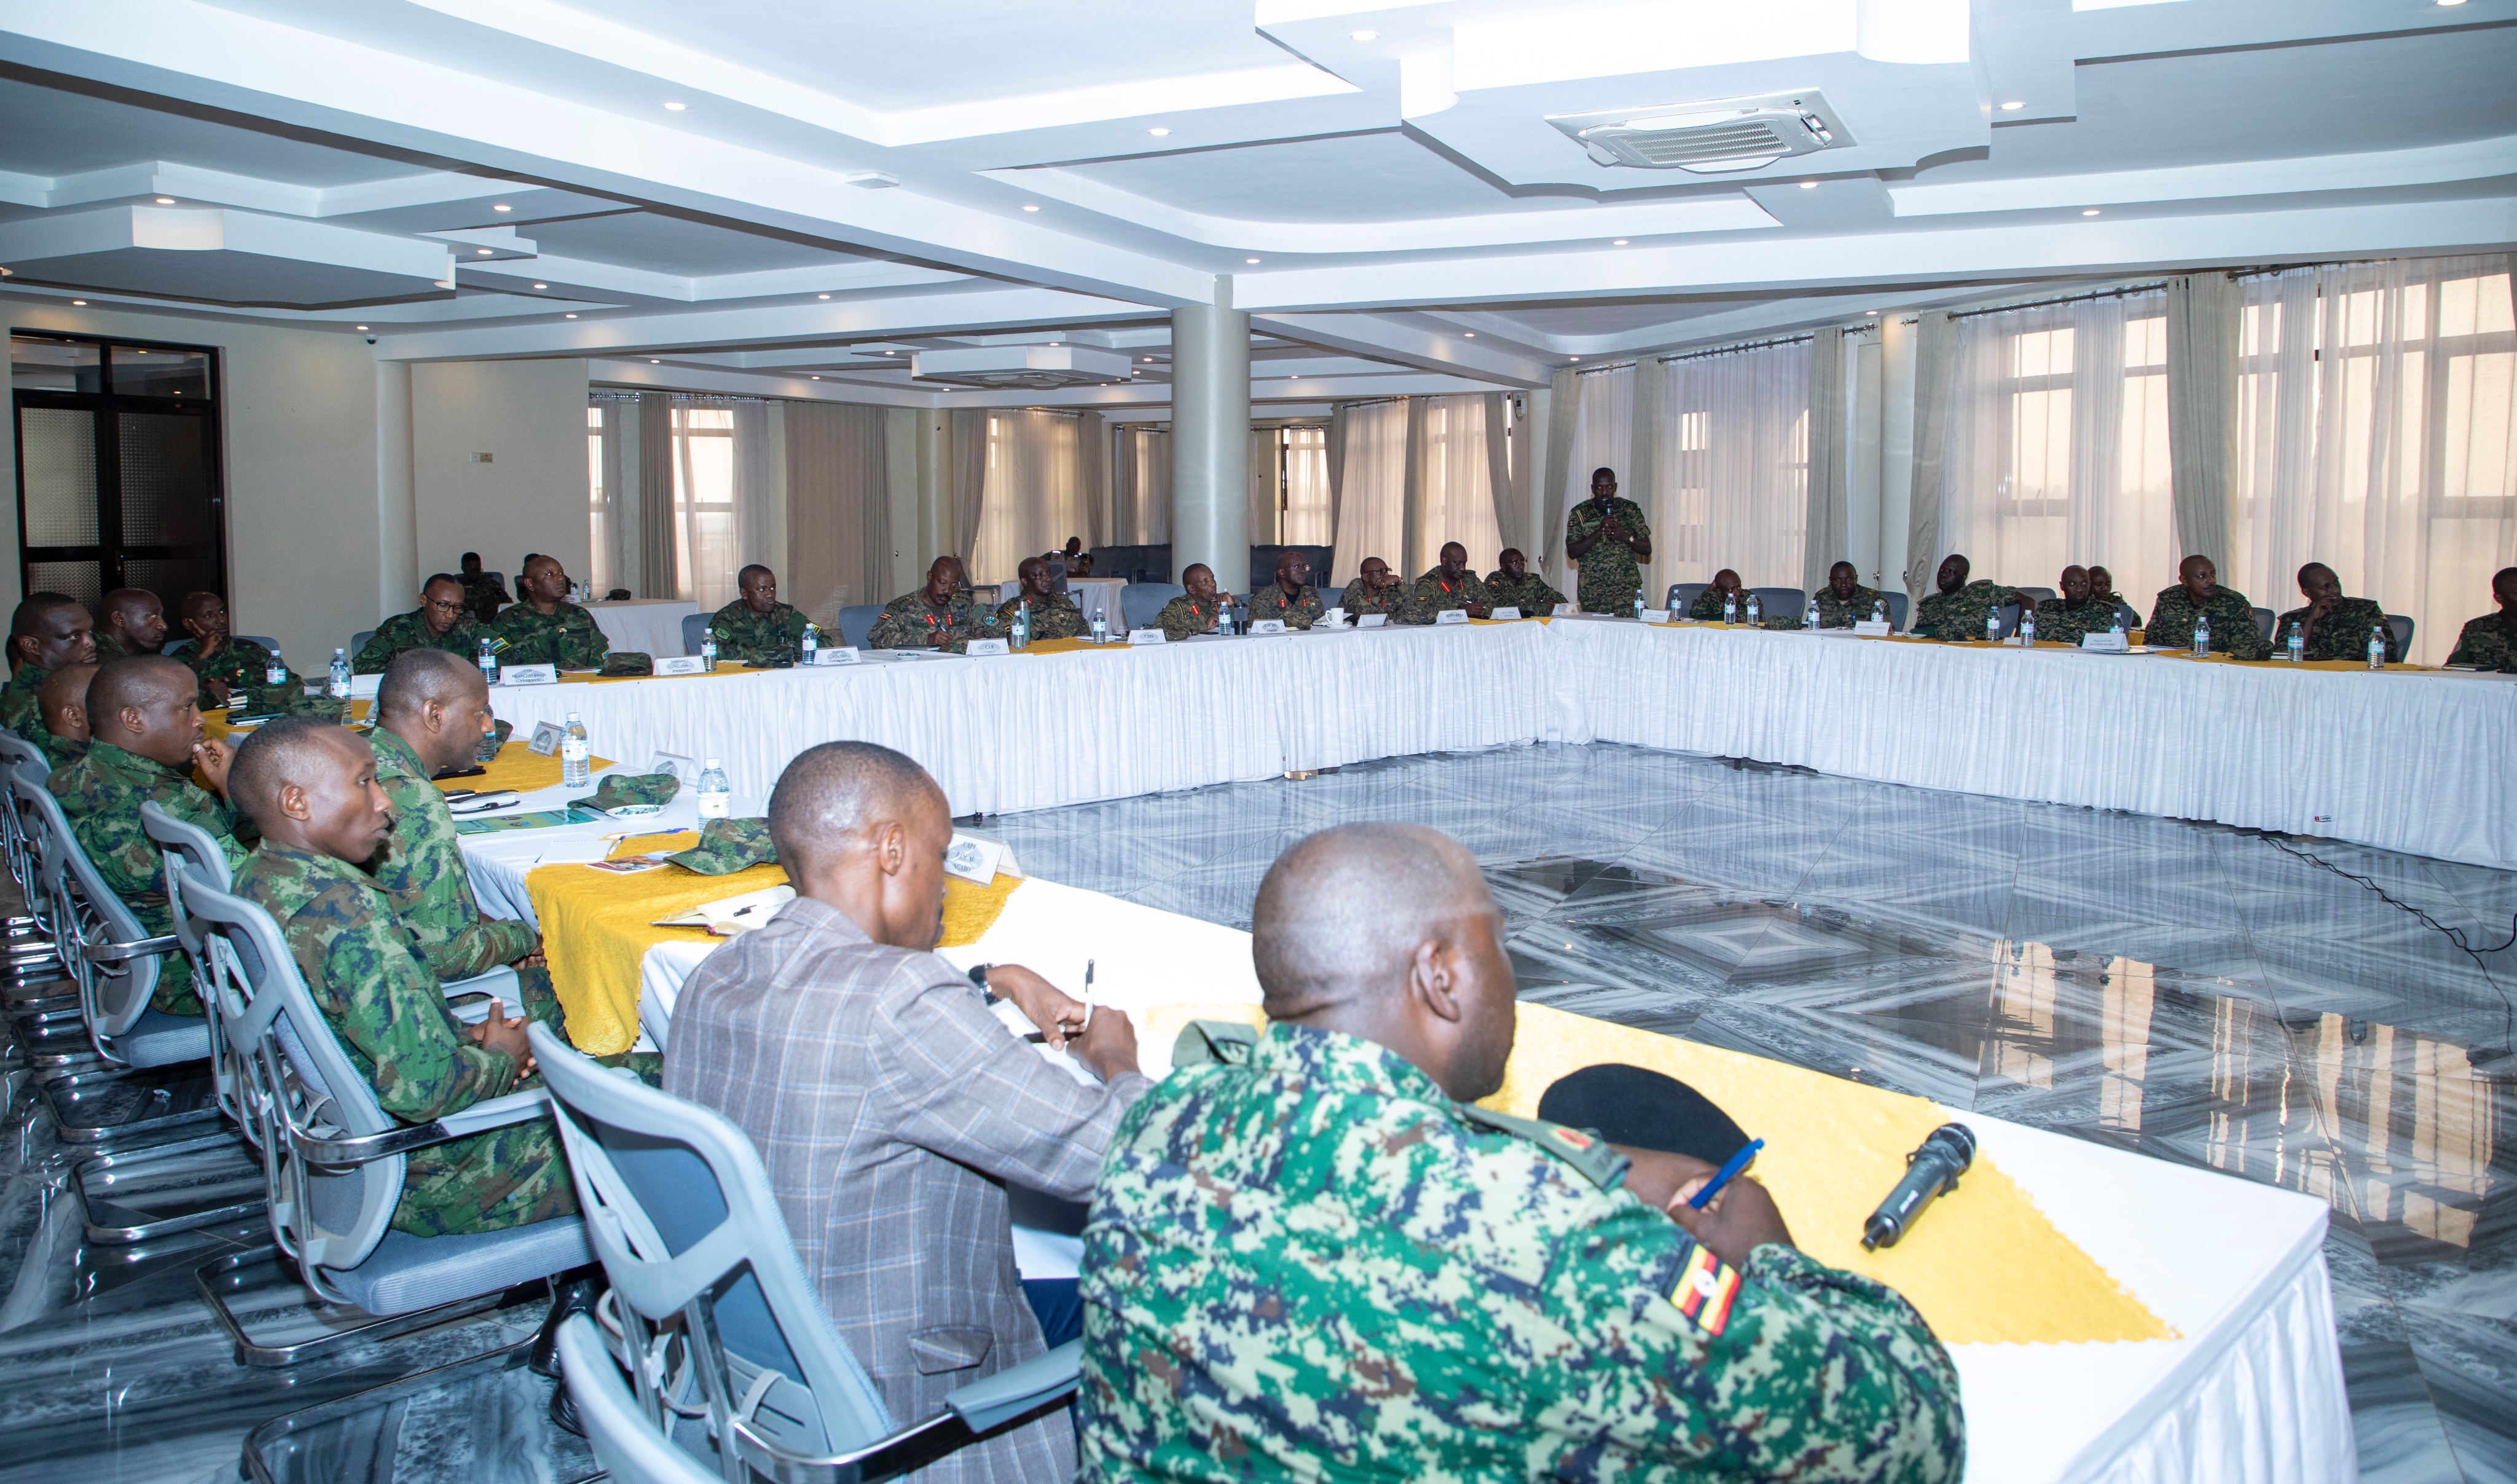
[2018,586,2059,607]
[2,755,85,1048]
[1121,583,1185,633]
[2113,602,2142,631]
[1751,586,1806,623]
[531,1023,1081,1483]
[349,630,375,661]
[557,1314,719,1484]
[178,865,586,1367]
[680,611,711,657]
[1667,582,1708,616]
[1883,592,1909,631]
[2385,614,2414,659]
[837,604,884,651]
[2252,607,2276,644]
[0,734,69,999]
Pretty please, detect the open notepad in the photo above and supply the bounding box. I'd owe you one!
[651,883,796,935]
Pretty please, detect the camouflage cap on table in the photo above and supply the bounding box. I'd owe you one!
[669,817,777,875]
[571,772,680,812]
[599,652,653,677]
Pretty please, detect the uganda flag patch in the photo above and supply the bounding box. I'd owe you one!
[1668,1243,1741,1337]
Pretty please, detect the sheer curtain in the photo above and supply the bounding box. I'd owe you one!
[2231,255,2516,663]
[665,396,767,611]
[1936,291,2177,607]
[1114,427,1170,544]
[1566,365,1634,591]
[1330,400,1407,585]
[783,401,889,626]
[1654,339,1812,590]
[970,410,1086,584]
[586,397,625,596]
[1412,395,1502,575]
[1282,425,1333,546]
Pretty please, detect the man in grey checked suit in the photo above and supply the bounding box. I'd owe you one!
[663,742,1148,1482]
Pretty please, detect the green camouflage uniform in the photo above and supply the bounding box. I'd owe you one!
[2447,610,2517,672]
[33,729,87,772]
[460,573,512,626]
[1333,579,1408,619]
[708,599,812,664]
[364,728,537,981]
[868,590,1000,653]
[1395,568,1485,625]
[1245,583,1325,629]
[1913,579,2028,642]
[2033,597,2126,647]
[2,663,50,740]
[1078,1023,1964,1483]
[2145,584,2269,660]
[489,601,608,670]
[1815,583,1889,629]
[49,740,246,1016]
[1565,495,1652,615]
[353,609,479,673]
[2272,597,2398,663]
[92,633,156,663]
[994,591,1089,642]
[1483,569,1565,616]
[238,843,576,1238]
[179,637,294,714]
[1153,595,1224,642]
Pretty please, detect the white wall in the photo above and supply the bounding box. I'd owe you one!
[410,358,591,592]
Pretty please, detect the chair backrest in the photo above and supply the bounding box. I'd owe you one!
[2251,607,2276,643]
[2017,586,2059,607]
[836,605,884,651]
[1121,583,1185,632]
[175,863,405,1283]
[350,629,376,659]
[1667,582,1707,614]
[679,612,710,657]
[556,1315,721,1484]
[530,1023,895,1474]
[12,766,159,1039]
[0,733,49,900]
[143,799,248,1128]
[2113,601,2142,631]
[2385,614,2414,658]
[1750,586,1805,621]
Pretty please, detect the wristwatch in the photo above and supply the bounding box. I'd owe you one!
[967,963,1000,1006]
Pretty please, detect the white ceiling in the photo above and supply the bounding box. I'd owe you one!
[0,0,2508,414]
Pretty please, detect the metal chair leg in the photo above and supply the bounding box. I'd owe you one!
[76,1134,265,1244]
[195,1246,519,1368]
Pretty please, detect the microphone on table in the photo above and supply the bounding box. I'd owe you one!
[1861,1123,1977,1251]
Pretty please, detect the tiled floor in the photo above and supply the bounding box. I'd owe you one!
[2,740,2511,1481]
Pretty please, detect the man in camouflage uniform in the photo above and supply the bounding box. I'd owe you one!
[871,556,1002,652]
[709,563,814,662]
[1912,554,2035,642]
[2447,567,2517,671]
[1078,823,1963,1483]
[364,652,541,981]
[1482,547,1563,616]
[994,556,1088,640]
[92,589,167,662]
[2145,554,2269,659]
[1686,569,1799,627]
[230,716,575,1238]
[3,592,95,740]
[1397,541,1493,624]
[1565,465,1654,615]
[1154,564,1229,640]
[173,591,297,713]
[49,656,246,1016]
[458,551,512,626]
[2034,565,2125,647]
[33,662,95,772]
[354,575,479,673]
[2273,562,2399,663]
[2088,565,2128,614]
[1814,560,1890,629]
[1247,550,1327,629]
[490,554,610,670]
[1334,556,1408,620]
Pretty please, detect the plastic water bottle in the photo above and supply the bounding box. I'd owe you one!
[694,758,731,820]
[560,712,589,788]
[477,637,499,686]
[1805,600,1820,631]
[1217,600,1236,637]
[1633,589,1645,621]
[1013,601,1031,650]
[2366,624,2387,670]
[1746,594,1762,625]
[2019,610,2036,646]
[2287,623,2305,664]
[699,629,718,669]
[1985,608,2000,643]
[1723,595,1737,624]
[1872,599,1888,627]
[326,648,350,698]
[264,647,287,686]
[2110,613,2125,643]
[799,624,819,664]
[1090,608,1107,645]
[2193,614,2211,658]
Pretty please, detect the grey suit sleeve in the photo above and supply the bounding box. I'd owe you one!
[873,962,1152,1201]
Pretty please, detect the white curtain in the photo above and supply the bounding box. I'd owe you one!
[970,410,1086,585]
[1412,395,1504,576]
[587,395,627,597]
[1937,291,2177,608]
[1330,400,1408,586]
[1566,365,1634,591]
[1282,425,1333,547]
[2230,255,2517,664]
[667,395,771,612]
[1654,339,1813,590]
[1115,427,1170,545]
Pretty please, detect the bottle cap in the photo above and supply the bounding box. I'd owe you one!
[704,757,720,769]
[567,711,581,721]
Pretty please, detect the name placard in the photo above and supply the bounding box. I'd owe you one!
[1128,628,1167,645]
[945,833,1005,885]
[964,638,1011,657]
[652,654,709,676]
[1639,609,1672,624]
[1853,620,1892,637]
[1552,603,1577,616]
[1434,608,1471,626]
[1490,606,1522,621]
[810,646,861,665]
[2079,631,2129,653]
[528,721,565,756]
[498,663,557,687]
[648,752,697,785]
[1356,613,1389,629]
[348,672,382,698]
[1248,619,1287,635]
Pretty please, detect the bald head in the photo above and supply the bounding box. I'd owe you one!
[87,656,202,769]
[768,741,943,875]
[228,715,346,831]
[377,648,484,723]
[37,662,96,743]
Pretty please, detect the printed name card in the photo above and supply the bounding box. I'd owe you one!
[527,721,565,756]
[1639,609,1672,624]
[1853,620,1892,637]
[1552,603,1577,616]
[1249,619,1287,635]
[1128,628,1167,645]
[964,638,1011,657]
[653,654,709,675]
[1356,613,1389,629]
[1434,608,1471,626]
[498,663,557,687]
[945,833,1007,884]
[810,646,862,665]
[1490,606,1522,621]
[649,752,697,785]
[2079,631,2129,653]
[348,672,382,698]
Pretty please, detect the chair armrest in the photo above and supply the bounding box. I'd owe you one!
[946,1340,1081,1433]
[439,1086,549,1136]
[444,966,521,1005]
[293,1088,551,1169]
[82,933,179,965]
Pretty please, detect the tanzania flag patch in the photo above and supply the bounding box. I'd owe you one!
[1668,1243,1741,1337]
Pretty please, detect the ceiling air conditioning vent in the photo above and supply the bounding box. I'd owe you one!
[910,345,1134,390]
[1546,90,1853,174]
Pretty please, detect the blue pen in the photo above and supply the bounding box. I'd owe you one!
[1688,1138,1765,1211]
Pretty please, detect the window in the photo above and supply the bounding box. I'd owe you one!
[674,404,737,610]
[1282,425,1332,544]
[586,404,610,596]
[1655,339,1810,590]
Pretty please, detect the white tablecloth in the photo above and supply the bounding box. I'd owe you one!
[473,618,2517,868]
[582,599,704,657]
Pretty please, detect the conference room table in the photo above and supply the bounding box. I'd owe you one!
[464,615,2517,870]
[452,777,2352,1483]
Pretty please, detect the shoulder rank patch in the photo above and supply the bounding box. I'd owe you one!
[1172,1019,1258,1069]
[1668,1242,1742,1337]
[1455,1104,1632,1192]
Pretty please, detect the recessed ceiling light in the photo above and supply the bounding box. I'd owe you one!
[1864,309,1879,315]
[1999,100,2026,111]
[493,203,512,211]
[1144,356,1153,362]
[477,248,493,255]
[650,358,661,364]
[662,100,686,111]
[565,313,578,318]
[1246,256,1261,264]
[1021,203,1040,212]
[434,279,454,288]
[1049,342,1060,347]
[1799,181,1817,189]
[1148,127,1171,137]
[533,282,547,289]
[71,299,85,305]
[817,293,830,299]
[1290,374,1300,380]
[1351,29,1378,41]
[2082,208,2101,216]
[1463,331,1474,337]
[1569,356,1580,362]
[2437,0,2467,7]
[155,196,176,204]
[811,375,820,380]
[355,324,369,330]
[1612,238,1629,246]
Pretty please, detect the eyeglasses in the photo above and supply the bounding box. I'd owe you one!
[423,598,465,614]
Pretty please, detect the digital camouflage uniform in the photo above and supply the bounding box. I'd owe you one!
[1396,568,1485,625]
[353,608,479,673]
[489,601,609,670]
[1483,568,1565,616]
[1913,579,2029,642]
[49,740,246,1015]
[2447,610,2517,672]
[364,728,537,981]
[179,637,298,715]
[1245,583,1325,629]
[1687,587,1800,628]
[460,573,512,626]
[33,729,87,773]
[708,599,812,664]
[2272,597,2398,664]
[1333,578,1408,619]
[994,591,1088,642]
[1565,495,1652,615]
[868,590,1000,653]
[91,632,157,664]
[1078,1023,1965,1484]
[2033,597,2126,648]
[2,663,50,740]
[2145,583,2269,660]
[1153,595,1224,642]
[239,844,575,1238]
[1815,583,1890,629]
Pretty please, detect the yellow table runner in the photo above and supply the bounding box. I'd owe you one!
[436,739,618,795]
[527,864,1023,1054]
[1134,999,2167,1348]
